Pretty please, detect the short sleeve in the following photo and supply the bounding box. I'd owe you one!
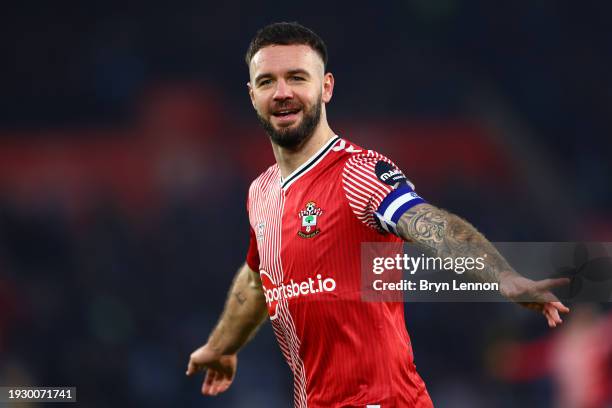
[342,151,426,235]
[246,225,260,271]
[245,193,260,271]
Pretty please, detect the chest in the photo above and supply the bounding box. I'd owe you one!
[250,171,350,276]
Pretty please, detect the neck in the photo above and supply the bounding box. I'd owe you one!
[271,121,335,179]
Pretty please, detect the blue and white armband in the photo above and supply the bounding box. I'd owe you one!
[374,185,426,235]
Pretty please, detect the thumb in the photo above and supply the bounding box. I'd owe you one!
[186,360,195,376]
[186,357,206,376]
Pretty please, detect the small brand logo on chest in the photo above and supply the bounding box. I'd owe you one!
[256,221,265,241]
[297,201,323,238]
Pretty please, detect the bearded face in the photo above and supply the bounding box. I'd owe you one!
[248,44,331,151]
[256,93,322,149]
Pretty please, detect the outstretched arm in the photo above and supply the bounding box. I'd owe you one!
[395,203,570,327]
[186,262,268,395]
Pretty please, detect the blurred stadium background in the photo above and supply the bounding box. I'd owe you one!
[0,1,610,407]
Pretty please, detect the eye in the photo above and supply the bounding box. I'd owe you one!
[258,79,272,87]
[291,76,305,81]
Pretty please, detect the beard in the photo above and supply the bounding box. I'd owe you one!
[256,95,322,150]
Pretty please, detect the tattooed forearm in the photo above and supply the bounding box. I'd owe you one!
[207,263,268,354]
[396,204,518,283]
[399,207,447,251]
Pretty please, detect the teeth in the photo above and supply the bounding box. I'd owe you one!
[275,109,298,115]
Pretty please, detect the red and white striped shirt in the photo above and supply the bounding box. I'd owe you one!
[246,136,433,408]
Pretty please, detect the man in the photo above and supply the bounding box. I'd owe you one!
[186,22,570,407]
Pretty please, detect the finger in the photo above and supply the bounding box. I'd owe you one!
[214,367,234,394]
[202,371,211,395]
[210,380,220,396]
[543,304,563,327]
[202,370,217,395]
[218,378,233,394]
[545,304,562,324]
[535,278,570,291]
[543,306,552,327]
[551,301,570,314]
[543,309,556,328]
[210,372,225,396]
[215,379,228,394]
[208,371,222,396]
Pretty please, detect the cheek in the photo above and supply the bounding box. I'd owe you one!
[295,89,318,107]
[252,95,270,114]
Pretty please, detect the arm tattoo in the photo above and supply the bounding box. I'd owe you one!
[396,204,515,283]
[233,290,247,305]
[401,207,447,251]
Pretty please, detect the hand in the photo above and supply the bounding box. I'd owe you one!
[186,344,237,396]
[499,274,571,328]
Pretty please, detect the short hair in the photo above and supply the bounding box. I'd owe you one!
[245,22,328,69]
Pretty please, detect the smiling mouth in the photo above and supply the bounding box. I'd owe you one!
[272,108,301,117]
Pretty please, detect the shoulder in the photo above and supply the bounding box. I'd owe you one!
[343,148,393,170]
[337,140,412,188]
[329,138,368,158]
[333,138,392,166]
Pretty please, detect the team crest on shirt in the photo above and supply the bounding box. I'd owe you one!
[297,201,323,238]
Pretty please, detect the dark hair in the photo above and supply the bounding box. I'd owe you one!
[245,22,328,68]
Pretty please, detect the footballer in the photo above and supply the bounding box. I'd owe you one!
[186,22,570,407]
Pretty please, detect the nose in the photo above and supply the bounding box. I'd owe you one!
[273,79,293,101]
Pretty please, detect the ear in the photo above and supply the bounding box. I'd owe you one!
[247,82,255,108]
[322,72,334,104]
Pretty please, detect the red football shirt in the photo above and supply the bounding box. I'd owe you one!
[246,136,433,408]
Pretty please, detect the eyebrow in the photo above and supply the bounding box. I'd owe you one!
[286,69,310,78]
[254,69,311,84]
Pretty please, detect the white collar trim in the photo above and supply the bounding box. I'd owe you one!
[280,135,340,190]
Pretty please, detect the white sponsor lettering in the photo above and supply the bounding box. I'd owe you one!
[380,168,402,181]
[263,274,337,306]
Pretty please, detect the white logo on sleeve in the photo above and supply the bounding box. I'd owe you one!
[332,139,362,153]
[379,168,402,182]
